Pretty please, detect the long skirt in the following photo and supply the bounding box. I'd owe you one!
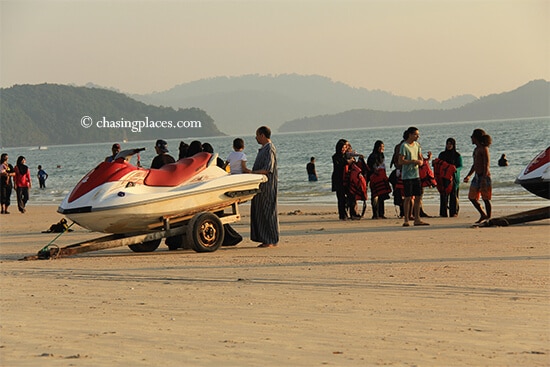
[440,187,460,217]
[250,182,279,245]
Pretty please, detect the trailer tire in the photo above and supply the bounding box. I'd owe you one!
[128,238,162,252]
[187,212,224,253]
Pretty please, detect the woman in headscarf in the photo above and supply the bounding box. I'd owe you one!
[436,138,463,217]
[14,156,32,213]
[1,153,15,214]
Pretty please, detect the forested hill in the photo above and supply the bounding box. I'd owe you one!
[0,84,223,148]
[279,79,550,132]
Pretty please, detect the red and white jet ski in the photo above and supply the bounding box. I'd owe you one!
[515,146,550,199]
[58,149,267,234]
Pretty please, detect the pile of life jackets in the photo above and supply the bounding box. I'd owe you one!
[343,157,393,201]
[391,159,440,197]
[344,156,451,204]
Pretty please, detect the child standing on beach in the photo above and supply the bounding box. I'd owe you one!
[225,138,251,174]
[37,165,48,189]
[463,128,492,223]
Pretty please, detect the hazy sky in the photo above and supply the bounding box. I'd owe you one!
[1,0,548,100]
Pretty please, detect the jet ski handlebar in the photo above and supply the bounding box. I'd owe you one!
[114,147,146,161]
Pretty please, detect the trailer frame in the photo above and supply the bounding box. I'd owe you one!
[21,202,244,260]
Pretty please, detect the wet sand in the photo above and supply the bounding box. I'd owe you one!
[1,203,549,366]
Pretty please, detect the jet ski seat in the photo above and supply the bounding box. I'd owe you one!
[144,152,212,187]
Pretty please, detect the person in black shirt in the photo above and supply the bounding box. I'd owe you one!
[498,154,509,167]
[105,143,121,163]
[151,139,175,169]
[307,157,317,181]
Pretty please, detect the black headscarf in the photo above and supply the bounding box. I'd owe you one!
[439,138,461,165]
[16,156,28,175]
[331,139,349,191]
[187,140,203,157]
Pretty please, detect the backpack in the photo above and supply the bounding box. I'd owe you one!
[42,218,73,233]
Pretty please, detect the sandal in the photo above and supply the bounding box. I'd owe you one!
[414,221,430,226]
[258,243,278,248]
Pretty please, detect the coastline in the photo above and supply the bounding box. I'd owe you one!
[1,203,549,366]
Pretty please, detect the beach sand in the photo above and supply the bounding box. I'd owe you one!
[1,203,549,366]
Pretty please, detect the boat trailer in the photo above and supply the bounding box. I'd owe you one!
[22,203,245,260]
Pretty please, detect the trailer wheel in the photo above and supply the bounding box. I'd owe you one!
[187,212,224,253]
[128,238,162,252]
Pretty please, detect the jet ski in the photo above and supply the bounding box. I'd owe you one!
[58,148,267,234]
[515,146,550,199]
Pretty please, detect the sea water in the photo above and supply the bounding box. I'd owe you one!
[3,117,548,208]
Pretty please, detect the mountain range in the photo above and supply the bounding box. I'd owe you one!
[133,74,478,135]
[279,79,550,132]
[1,77,547,148]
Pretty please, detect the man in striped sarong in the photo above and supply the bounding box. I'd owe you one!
[250,126,279,248]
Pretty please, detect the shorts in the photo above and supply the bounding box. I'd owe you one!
[468,175,492,201]
[403,178,422,197]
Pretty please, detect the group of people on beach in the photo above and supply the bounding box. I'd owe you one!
[3,124,495,251]
[1,153,48,214]
[331,127,494,225]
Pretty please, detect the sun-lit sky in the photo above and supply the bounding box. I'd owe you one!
[1,0,548,100]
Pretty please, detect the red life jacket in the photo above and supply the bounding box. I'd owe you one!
[343,161,368,201]
[369,168,392,197]
[432,158,457,195]
[419,160,437,188]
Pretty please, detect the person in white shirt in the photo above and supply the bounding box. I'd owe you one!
[225,138,251,174]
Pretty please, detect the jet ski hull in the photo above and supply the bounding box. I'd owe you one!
[58,153,267,234]
[515,146,550,199]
